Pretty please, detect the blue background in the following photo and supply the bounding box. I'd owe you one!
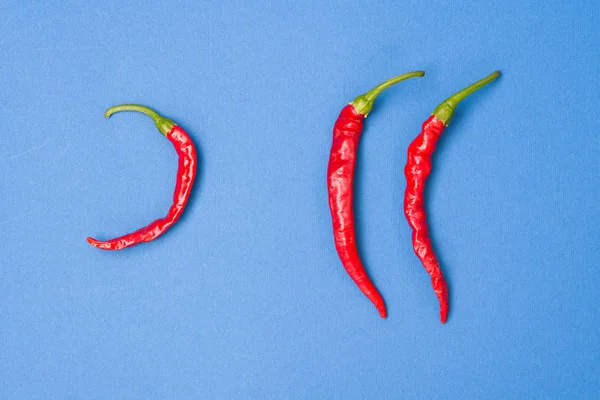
[1,1,598,398]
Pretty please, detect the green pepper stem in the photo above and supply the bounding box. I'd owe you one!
[432,71,500,126]
[350,71,425,117]
[105,104,176,136]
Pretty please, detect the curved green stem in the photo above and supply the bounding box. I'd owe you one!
[350,71,425,116]
[105,104,176,136]
[432,71,500,126]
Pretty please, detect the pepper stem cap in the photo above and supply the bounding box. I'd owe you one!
[350,71,425,117]
[432,71,500,126]
[105,104,176,136]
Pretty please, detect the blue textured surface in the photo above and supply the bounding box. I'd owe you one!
[1,1,599,399]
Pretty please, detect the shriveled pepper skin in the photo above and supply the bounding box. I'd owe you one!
[402,71,500,323]
[404,115,449,323]
[88,114,197,250]
[328,104,387,318]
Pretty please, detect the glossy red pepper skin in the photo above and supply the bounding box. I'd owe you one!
[87,105,197,250]
[403,71,500,323]
[328,104,387,318]
[327,72,424,318]
[404,115,449,322]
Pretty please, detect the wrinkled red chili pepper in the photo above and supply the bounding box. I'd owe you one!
[404,71,500,323]
[87,104,197,250]
[328,71,425,318]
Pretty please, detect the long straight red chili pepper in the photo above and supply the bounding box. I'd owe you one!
[87,104,197,250]
[328,71,425,318]
[404,71,500,323]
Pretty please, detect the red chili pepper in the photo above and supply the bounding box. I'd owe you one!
[404,71,500,323]
[87,104,197,250]
[328,71,425,318]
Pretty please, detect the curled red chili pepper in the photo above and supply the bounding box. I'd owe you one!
[87,104,197,250]
[404,71,500,323]
[328,71,425,318]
